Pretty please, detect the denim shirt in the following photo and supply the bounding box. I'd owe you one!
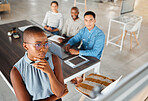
[67,25,105,59]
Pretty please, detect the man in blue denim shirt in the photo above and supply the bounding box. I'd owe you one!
[65,11,105,60]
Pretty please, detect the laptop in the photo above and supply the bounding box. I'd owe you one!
[49,42,70,59]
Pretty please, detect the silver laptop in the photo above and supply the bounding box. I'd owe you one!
[49,42,70,59]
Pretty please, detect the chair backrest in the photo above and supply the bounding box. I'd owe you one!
[128,17,143,32]
[100,49,104,60]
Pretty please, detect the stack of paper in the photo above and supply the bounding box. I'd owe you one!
[18,25,33,32]
[48,35,65,43]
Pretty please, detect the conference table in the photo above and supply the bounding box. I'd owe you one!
[0,20,100,94]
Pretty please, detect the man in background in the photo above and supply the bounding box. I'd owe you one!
[65,11,105,84]
[58,7,84,43]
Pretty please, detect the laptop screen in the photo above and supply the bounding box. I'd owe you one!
[49,42,69,59]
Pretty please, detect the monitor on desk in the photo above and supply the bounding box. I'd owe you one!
[121,0,135,15]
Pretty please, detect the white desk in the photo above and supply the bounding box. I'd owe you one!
[106,14,141,51]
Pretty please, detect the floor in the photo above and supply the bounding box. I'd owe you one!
[0,0,148,101]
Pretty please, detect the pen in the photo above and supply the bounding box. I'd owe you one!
[30,57,49,64]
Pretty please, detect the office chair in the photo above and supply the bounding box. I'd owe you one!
[116,16,143,50]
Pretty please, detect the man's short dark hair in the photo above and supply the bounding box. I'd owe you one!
[71,7,79,12]
[84,11,96,19]
[23,26,44,42]
[51,1,58,6]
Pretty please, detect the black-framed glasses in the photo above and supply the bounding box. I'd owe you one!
[24,41,52,50]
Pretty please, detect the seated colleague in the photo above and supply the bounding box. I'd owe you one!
[10,26,68,101]
[65,11,105,60]
[58,7,84,43]
[42,1,63,35]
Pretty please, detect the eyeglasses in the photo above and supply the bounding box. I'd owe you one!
[24,41,52,50]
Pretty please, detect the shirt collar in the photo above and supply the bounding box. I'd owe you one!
[51,11,59,15]
[86,25,97,34]
[71,17,79,22]
[24,52,32,64]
